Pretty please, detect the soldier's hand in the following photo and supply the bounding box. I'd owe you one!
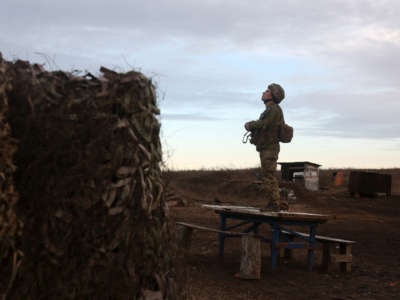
[244,122,251,131]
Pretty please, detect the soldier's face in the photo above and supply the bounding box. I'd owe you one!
[262,89,273,101]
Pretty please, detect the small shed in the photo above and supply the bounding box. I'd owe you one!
[278,161,321,191]
[348,171,391,198]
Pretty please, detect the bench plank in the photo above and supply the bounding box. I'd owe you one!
[280,229,355,273]
[281,230,355,244]
[176,221,248,236]
[176,221,263,279]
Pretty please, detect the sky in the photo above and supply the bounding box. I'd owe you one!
[1,0,400,169]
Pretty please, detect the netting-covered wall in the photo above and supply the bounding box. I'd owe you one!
[0,54,24,299]
[0,54,176,299]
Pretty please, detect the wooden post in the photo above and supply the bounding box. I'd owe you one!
[176,225,193,251]
[235,234,261,280]
[278,232,293,260]
[307,225,316,272]
[322,243,332,272]
[283,235,294,259]
[340,244,352,272]
[323,242,353,273]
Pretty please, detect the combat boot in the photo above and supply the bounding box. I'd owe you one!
[261,202,280,212]
[279,202,289,211]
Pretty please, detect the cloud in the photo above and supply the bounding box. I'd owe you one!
[1,0,400,144]
[3,1,399,49]
[3,1,400,76]
[288,89,400,139]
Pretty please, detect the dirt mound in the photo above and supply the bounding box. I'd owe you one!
[166,168,320,207]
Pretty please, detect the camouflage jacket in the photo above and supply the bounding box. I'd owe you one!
[247,102,283,152]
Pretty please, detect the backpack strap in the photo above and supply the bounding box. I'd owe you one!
[276,104,285,124]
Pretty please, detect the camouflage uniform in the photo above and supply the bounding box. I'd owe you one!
[246,84,288,210]
[259,149,281,207]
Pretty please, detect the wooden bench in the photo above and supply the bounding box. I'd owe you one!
[176,222,262,279]
[280,230,356,272]
[175,221,249,249]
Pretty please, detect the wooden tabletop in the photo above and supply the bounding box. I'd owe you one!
[202,204,331,223]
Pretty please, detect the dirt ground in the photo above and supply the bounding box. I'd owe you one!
[165,169,400,300]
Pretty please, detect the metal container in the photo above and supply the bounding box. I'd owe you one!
[348,171,391,198]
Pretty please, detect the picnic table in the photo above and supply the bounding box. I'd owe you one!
[202,205,331,271]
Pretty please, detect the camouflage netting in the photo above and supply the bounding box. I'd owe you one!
[0,54,24,298]
[0,53,177,299]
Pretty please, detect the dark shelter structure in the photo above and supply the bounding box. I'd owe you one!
[0,53,177,299]
[349,171,392,198]
[278,161,321,191]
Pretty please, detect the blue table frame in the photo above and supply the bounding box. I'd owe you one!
[214,208,329,271]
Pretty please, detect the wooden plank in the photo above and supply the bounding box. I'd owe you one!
[228,209,330,222]
[176,222,248,237]
[203,204,327,217]
[330,254,353,263]
[202,205,331,222]
[202,204,259,211]
[281,230,356,244]
[315,235,355,244]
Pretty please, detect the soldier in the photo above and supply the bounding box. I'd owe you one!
[245,83,289,212]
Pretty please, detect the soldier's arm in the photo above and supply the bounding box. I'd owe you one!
[247,106,280,131]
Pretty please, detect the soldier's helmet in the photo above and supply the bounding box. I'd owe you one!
[268,83,285,103]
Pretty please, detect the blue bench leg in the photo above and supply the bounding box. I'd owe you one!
[219,215,226,258]
[270,223,280,270]
[307,225,316,271]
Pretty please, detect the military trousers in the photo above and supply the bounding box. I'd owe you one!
[259,149,284,207]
